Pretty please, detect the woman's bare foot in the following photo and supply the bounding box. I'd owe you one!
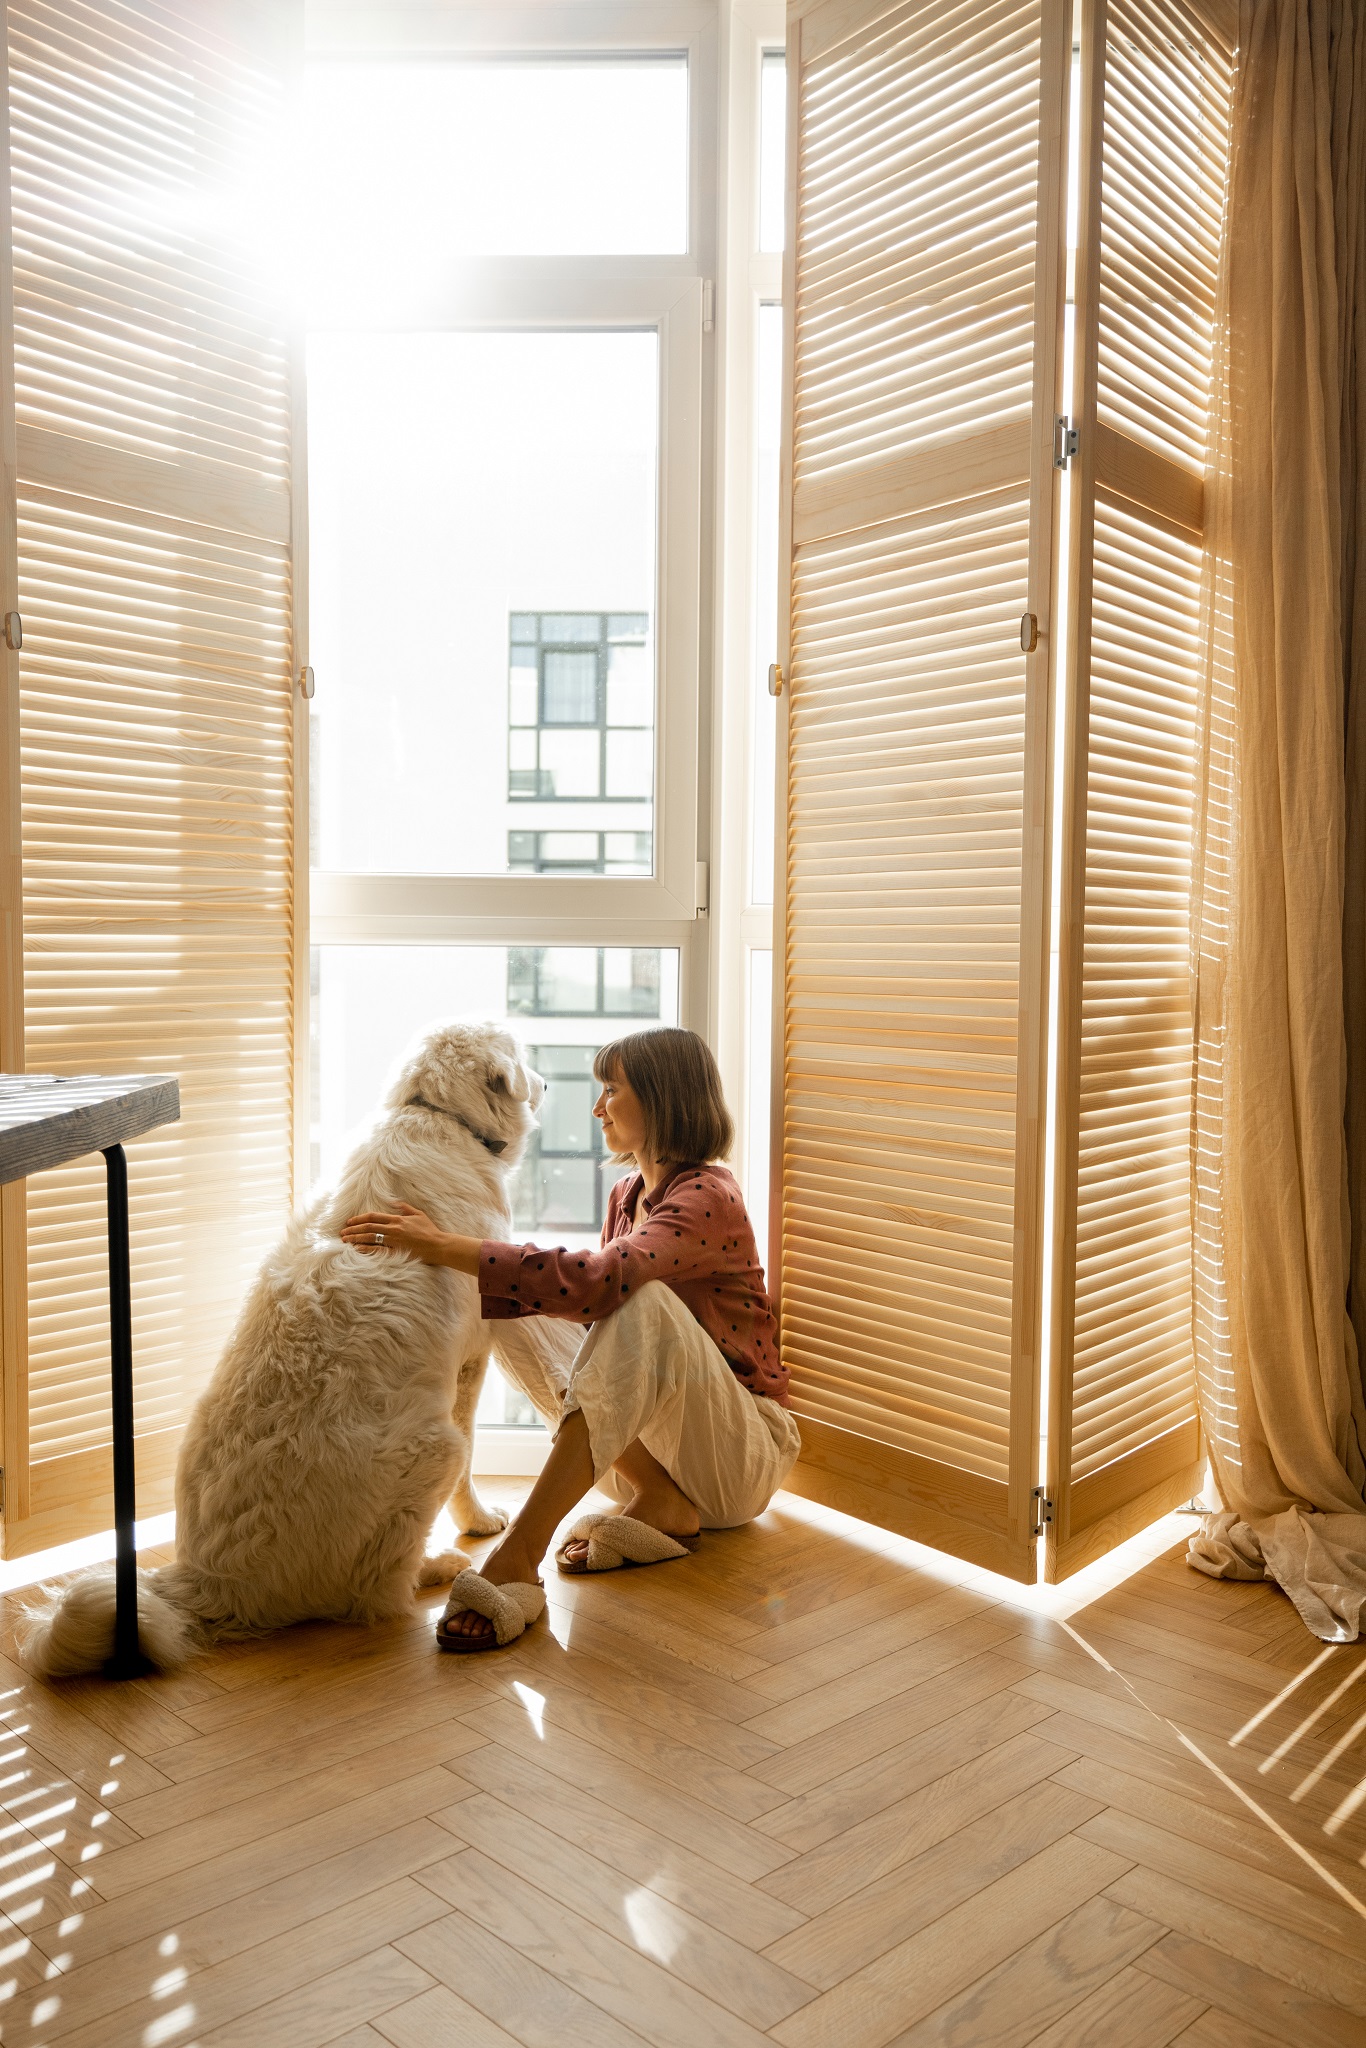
[558,1475,701,1569]
[437,1531,541,1643]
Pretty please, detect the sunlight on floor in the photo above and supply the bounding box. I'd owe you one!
[623,1886,682,1965]
[511,1680,546,1739]
[757,1488,1366,1912]
[768,1488,1211,1623]
[0,1515,177,1597]
[0,1484,1207,1619]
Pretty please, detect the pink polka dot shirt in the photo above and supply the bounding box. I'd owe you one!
[478,1161,788,1403]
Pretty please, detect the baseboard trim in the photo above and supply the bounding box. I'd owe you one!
[474,1426,550,1476]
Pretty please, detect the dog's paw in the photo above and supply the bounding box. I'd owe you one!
[416,1549,469,1588]
[456,1499,510,1538]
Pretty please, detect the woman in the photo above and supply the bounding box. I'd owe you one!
[341,1024,798,1651]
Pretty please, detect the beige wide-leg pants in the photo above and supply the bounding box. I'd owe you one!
[491,1281,800,1529]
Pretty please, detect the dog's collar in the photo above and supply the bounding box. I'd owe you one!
[407,1097,507,1155]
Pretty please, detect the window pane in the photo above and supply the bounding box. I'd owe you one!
[543,614,603,644]
[309,331,657,872]
[605,728,653,799]
[312,942,680,1229]
[606,642,652,725]
[540,833,600,864]
[759,53,786,252]
[538,1158,600,1228]
[541,1075,597,1154]
[542,652,600,724]
[509,671,537,726]
[305,58,689,301]
[539,730,602,799]
[751,304,782,905]
[529,948,597,1015]
[603,949,662,1015]
[604,831,651,873]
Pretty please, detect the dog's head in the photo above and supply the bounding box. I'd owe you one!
[383,1021,544,1164]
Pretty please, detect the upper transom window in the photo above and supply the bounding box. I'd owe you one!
[305,55,689,296]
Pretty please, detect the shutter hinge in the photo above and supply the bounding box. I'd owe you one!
[695,859,710,915]
[702,279,715,332]
[3,611,21,651]
[1031,1485,1053,1535]
[298,665,315,700]
[768,662,784,697]
[0,1466,7,1516]
[1053,416,1080,469]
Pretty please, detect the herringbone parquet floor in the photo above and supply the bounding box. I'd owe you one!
[0,1485,1363,2047]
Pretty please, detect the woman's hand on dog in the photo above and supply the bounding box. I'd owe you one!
[339,1204,483,1273]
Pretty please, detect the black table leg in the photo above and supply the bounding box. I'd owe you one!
[102,1144,153,1680]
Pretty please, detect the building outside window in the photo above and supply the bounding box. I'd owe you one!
[507,613,653,875]
[507,946,666,1236]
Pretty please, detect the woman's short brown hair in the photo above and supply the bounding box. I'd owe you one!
[593,1026,734,1166]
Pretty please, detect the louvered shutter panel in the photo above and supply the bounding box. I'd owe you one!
[774,0,1069,1580]
[0,0,301,1554]
[1046,0,1233,1576]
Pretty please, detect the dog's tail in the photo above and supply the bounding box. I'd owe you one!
[15,1563,203,1679]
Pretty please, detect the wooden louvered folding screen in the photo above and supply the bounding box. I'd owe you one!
[774,0,1070,1581]
[0,0,302,1554]
[776,0,1234,1580]
[1046,0,1232,1576]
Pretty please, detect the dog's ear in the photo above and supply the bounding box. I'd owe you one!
[487,1049,530,1102]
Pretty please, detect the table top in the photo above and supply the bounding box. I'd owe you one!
[0,1074,181,1186]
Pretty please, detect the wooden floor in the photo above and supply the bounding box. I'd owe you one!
[0,1487,1363,2048]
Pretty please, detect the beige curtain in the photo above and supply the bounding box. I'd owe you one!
[1190,0,1366,1640]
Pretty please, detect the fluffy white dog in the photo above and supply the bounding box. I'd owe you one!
[17,1020,542,1678]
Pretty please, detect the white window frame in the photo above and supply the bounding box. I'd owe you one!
[303,3,720,1043]
[709,1,783,1215]
[309,272,704,936]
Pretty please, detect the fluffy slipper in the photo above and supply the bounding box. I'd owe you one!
[556,1512,701,1576]
[436,1568,545,1654]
